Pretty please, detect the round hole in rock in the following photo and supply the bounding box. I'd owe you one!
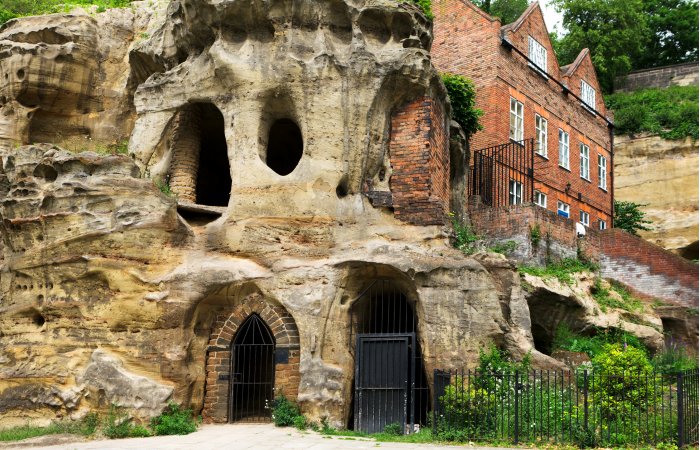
[32,312,45,327]
[266,119,303,176]
[16,69,25,80]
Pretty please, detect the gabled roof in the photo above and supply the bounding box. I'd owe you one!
[500,1,542,34]
[561,48,590,78]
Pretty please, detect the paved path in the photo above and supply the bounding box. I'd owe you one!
[6,424,516,450]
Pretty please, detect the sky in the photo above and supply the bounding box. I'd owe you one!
[540,2,564,35]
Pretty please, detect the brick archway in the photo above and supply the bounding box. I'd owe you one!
[202,294,300,423]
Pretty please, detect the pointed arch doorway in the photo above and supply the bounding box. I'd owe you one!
[229,314,275,422]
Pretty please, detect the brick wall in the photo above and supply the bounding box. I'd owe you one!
[202,294,301,423]
[388,97,450,225]
[615,62,699,92]
[592,228,699,308]
[432,0,613,224]
[169,105,201,203]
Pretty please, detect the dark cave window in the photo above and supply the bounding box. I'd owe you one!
[196,103,231,207]
[266,119,303,176]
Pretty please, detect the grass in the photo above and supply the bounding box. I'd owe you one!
[552,324,648,358]
[0,413,98,442]
[518,257,599,285]
[591,278,644,313]
[605,85,699,140]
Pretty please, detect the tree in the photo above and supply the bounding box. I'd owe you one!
[551,0,648,93]
[613,200,652,236]
[472,0,529,24]
[634,0,699,69]
[441,73,483,139]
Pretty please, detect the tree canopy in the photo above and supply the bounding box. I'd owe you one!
[472,0,530,24]
[551,0,699,93]
[613,200,653,236]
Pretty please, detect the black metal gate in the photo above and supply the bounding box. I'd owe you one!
[354,333,413,434]
[469,139,535,207]
[229,314,275,423]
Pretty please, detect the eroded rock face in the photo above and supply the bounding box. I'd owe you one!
[614,134,699,258]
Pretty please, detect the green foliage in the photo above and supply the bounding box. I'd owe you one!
[529,224,541,248]
[150,402,197,436]
[478,345,531,375]
[471,0,529,24]
[103,405,152,439]
[518,257,599,285]
[113,140,129,155]
[551,0,648,93]
[591,278,644,313]
[0,0,133,26]
[633,0,699,70]
[410,0,433,19]
[383,423,402,436]
[553,324,647,358]
[590,344,655,420]
[450,214,481,255]
[271,394,306,428]
[651,343,699,374]
[488,240,517,255]
[613,200,653,236]
[441,73,483,138]
[0,413,99,442]
[154,177,174,197]
[293,415,307,430]
[605,86,699,140]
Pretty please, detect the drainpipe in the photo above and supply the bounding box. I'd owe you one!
[608,122,615,227]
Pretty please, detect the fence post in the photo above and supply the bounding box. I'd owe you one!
[583,370,589,433]
[432,369,438,436]
[677,372,684,447]
[514,370,519,445]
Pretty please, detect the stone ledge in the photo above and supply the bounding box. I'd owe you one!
[177,201,226,216]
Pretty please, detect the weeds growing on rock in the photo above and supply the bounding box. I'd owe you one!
[150,402,198,436]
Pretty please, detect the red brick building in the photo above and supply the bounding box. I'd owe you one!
[432,0,614,229]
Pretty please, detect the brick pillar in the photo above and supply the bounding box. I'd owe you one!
[169,106,201,203]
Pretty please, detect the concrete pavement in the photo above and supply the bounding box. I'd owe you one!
[5,423,517,450]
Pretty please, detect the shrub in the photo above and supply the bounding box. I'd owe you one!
[614,200,652,236]
[450,214,481,255]
[590,278,643,313]
[154,177,173,197]
[519,257,599,285]
[489,240,517,255]
[552,324,647,358]
[271,394,305,428]
[292,415,307,431]
[410,0,433,19]
[383,422,402,436]
[441,73,483,138]
[652,342,699,375]
[150,402,197,436]
[1,0,134,26]
[103,405,151,439]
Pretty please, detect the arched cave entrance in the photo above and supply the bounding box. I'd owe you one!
[265,118,303,176]
[169,102,232,210]
[349,280,429,434]
[229,314,275,422]
[201,294,300,424]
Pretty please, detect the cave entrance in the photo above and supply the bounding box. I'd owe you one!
[265,119,303,176]
[170,103,231,209]
[349,280,429,434]
[229,314,275,423]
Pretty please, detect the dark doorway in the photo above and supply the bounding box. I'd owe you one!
[229,314,275,423]
[196,104,231,206]
[350,280,429,434]
[266,119,303,176]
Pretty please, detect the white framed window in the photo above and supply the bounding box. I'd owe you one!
[509,180,523,205]
[558,129,570,169]
[580,210,590,227]
[580,143,590,180]
[557,201,570,218]
[535,114,548,157]
[598,154,607,190]
[581,80,596,111]
[510,98,524,142]
[534,190,547,208]
[528,36,548,76]
[599,219,607,230]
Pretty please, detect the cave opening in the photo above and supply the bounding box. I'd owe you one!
[265,119,303,176]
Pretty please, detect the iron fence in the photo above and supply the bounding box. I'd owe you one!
[433,368,699,447]
[469,139,535,208]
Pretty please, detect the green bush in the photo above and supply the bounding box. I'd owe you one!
[383,422,402,436]
[271,394,305,428]
[614,200,652,236]
[605,86,699,140]
[489,240,517,255]
[410,0,432,19]
[652,344,699,375]
[591,278,644,313]
[150,402,197,436]
[450,214,481,255]
[552,324,647,358]
[0,0,133,26]
[292,415,307,430]
[103,405,151,439]
[441,73,483,138]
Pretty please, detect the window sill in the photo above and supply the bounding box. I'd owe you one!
[599,186,608,192]
[528,63,549,80]
[536,152,548,160]
[559,165,571,172]
[580,103,597,115]
[510,138,525,147]
[535,203,547,209]
[581,177,591,183]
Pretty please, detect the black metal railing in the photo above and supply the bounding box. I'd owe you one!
[433,369,699,447]
[469,139,535,208]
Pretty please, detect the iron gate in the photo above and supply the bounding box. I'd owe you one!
[354,333,414,434]
[469,139,535,207]
[229,314,275,423]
